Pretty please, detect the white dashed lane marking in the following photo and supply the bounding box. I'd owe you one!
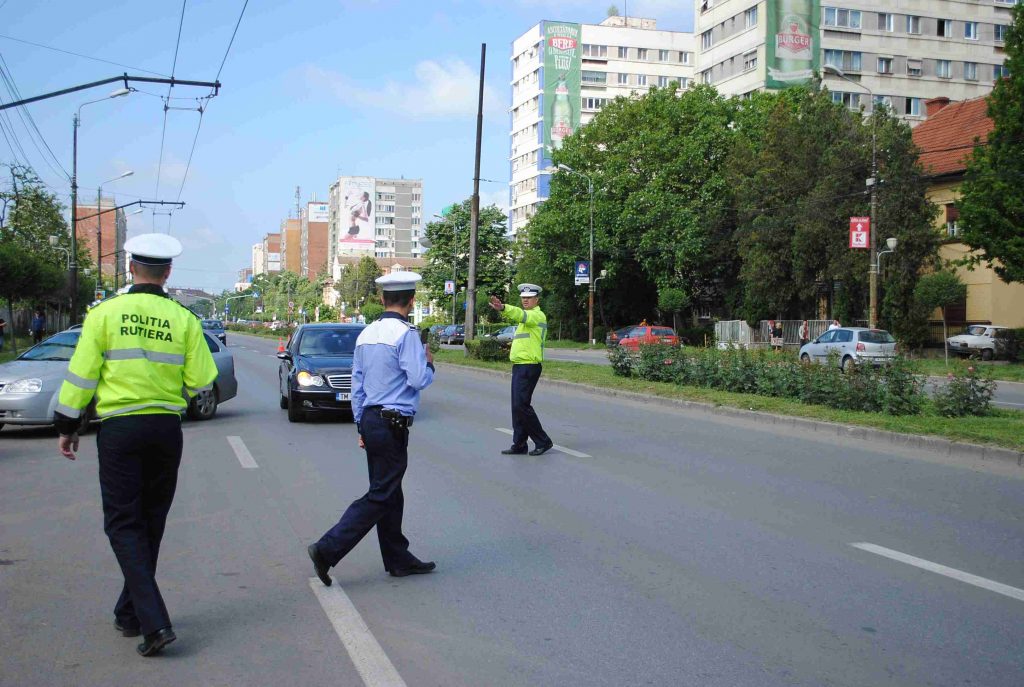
[226,436,259,469]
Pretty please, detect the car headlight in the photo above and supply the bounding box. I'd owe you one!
[296,371,324,387]
[1,378,43,394]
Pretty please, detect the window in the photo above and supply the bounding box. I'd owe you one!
[938,19,952,37]
[618,46,628,59]
[582,44,608,58]
[872,94,893,110]
[907,15,921,34]
[964,61,978,80]
[995,24,1008,42]
[636,74,648,86]
[744,51,758,71]
[745,6,758,28]
[581,70,607,84]
[638,48,648,60]
[617,72,629,85]
[680,51,692,65]
[877,57,892,74]
[964,22,978,40]
[995,64,1011,80]
[831,91,861,109]
[701,70,712,85]
[659,49,669,62]
[701,30,713,50]
[907,59,922,76]
[905,97,922,116]
[936,60,951,78]
[658,75,673,87]
[825,49,862,71]
[877,13,894,32]
[582,97,608,110]
[824,7,861,29]
[946,205,961,237]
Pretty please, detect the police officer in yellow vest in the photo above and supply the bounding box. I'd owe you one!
[489,283,554,456]
[55,233,217,657]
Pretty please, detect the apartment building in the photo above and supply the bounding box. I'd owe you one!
[279,218,302,274]
[509,15,696,238]
[696,0,1013,122]
[252,242,265,276]
[262,232,281,274]
[74,198,126,283]
[302,200,330,278]
[327,176,424,268]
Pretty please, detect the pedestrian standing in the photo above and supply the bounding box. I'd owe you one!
[31,308,45,344]
[489,284,554,456]
[55,234,217,657]
[799,320,810,346]
[829,319,841,330]
[308,272,436,586]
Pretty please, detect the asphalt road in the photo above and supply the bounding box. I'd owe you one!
[1,331,1022,686]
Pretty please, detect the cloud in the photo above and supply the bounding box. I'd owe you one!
[479,188,510,214]
[303,60,504,119]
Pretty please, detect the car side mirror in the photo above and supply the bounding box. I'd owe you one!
[276,351,291,361]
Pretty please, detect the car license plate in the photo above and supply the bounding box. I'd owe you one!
[336,393,350,401]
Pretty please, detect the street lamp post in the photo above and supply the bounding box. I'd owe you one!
[547,164,596,344]
[70,87,131,325]
[823,64,880,328]
[97,170,133,291]
[434,213,459,324]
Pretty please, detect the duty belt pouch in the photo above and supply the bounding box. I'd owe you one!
[380,408,412,431]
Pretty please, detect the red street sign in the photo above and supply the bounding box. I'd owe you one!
[849,216,870,249]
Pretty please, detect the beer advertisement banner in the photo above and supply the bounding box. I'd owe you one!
[766,0,821,89]
[542,21,582,163]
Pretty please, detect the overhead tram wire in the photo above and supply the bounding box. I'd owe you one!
[0,53,70,181]
[153,0,188,229]
[0,34,170,77]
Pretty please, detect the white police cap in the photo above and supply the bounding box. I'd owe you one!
[375,271,423,292]
[518,283,542,297]
[124,233,183,266]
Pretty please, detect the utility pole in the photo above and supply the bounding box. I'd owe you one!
[465,43,486,341]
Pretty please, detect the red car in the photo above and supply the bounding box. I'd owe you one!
[617,325,680,350]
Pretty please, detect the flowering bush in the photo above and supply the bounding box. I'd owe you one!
[932,366,997,417]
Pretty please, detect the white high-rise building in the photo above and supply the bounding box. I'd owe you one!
[327,176,424,270]
[509,16,696,238]
[695,0,1011,122]
[251,242,265,276]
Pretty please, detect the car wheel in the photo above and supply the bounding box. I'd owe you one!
[287,395,304,422]
[187,387,218,420]
[841,356,854,374]
[981,348,993,361]
[800,353,811,364]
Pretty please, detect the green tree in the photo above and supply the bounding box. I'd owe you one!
[361,302,384,323]
[0,241,63,354]
[958,3,1024,284]
[914,270,967,363]
[657,287,690,331]
[421,198,511,323]
[336,255,382,310]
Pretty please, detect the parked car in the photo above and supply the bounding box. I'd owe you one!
[605,326,633,348]
[493,325,517,342]
[798,327,897,372]
[201,318,227,345]
[0,330,236,430]
[617,325,681,351]
[277,323,365,422]
[440,324,465,345]
[428,324,448,338]
[946,325,1012,361]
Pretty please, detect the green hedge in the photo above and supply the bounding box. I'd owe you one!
[465,337,510,362]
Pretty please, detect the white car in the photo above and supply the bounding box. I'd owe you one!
[947,325,1010,361]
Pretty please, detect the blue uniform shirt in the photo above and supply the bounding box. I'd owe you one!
[351,312,434,425]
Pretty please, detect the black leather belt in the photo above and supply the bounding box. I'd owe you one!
[368,406,413,429]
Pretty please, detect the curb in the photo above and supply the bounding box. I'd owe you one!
[441,362,1024,469]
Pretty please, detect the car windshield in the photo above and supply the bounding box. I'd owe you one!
[298,329,359,356]
[859,330,896,344]
[653,328,675,336]
[964,325,988,336]
[18,332,80,361]
[202,320,224,329]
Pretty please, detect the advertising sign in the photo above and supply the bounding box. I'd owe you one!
[766,0,821,88]
[307,202,330,223]
[849,216,870,249]
[574,260,590,285]
[337,176,376,256]
[542,21,582,164]
[444,280,455,295]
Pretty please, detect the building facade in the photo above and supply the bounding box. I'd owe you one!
[263,232,281,274]
[75,198,127,285]
[280,218,302,274]
[302,200,330,279]
[252,242,266,276]
[235,267,253,293]
[509,16,696,238]
[327,176,424,269]
[695,0,1012,122]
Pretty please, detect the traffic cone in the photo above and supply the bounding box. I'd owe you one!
[277,337,285,353]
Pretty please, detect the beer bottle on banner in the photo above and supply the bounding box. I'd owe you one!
[770,0,814,84]
[550,77,574,150]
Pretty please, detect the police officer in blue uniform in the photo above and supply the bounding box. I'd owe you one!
[308,272,436,584]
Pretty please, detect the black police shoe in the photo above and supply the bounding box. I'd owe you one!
[529,442,554,456]
[114,619,141,638]
[137,627,176,657]
[388,560,436,577]
[501,446,528,455]
[308,543,332,587]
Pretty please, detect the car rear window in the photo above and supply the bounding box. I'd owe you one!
[859,330,895,344]
[653,328,675,336]
[202,320,223,329]
[299,329,359,356]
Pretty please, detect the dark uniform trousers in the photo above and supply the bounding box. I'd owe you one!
[316,408,418,570]
[97,414,183,635]
[511,363,551,451]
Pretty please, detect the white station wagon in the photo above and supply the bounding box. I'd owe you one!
[947,325,1010,361]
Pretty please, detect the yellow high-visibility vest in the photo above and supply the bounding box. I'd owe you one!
[57,288,217,421]
[501,303,547,364]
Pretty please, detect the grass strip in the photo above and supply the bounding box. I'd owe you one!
[434,349,1024,452]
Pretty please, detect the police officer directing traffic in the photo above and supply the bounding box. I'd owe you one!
[55,233,218,657]
[489,284,554,456]
[308,272,436,585]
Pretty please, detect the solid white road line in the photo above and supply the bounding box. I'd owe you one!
[309,579,408,687]
[494,428,591,458]
[851,542,1024,603]
[226,436,259,469]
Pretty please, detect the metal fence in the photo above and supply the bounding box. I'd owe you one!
[1,304,72,352]
[715,319,844,350]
